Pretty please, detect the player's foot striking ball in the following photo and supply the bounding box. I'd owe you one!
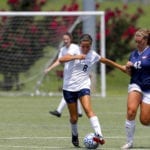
[93,134,105,145]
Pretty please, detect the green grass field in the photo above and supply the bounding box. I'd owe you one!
[0,96,150,150]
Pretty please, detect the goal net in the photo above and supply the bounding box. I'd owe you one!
[0,11,106,97]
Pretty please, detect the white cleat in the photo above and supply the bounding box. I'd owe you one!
[121,142,133,149]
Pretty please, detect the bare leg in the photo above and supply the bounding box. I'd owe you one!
[140,102,150,125]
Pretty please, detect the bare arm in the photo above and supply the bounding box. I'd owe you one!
[100,57,127,73]
[44,59,60,74]
[59,54,86,63]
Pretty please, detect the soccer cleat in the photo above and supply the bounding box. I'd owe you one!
[72,134,79,147]
[78,114,83,117]
[49,110,61,117]
[121,142,133,149]
[93,134,105,145]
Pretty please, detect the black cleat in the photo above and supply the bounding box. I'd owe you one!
[72,134,79,147]
[78,114,83,117]
[49,110,61,117]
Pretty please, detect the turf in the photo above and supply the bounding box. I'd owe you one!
[0,96,150,150]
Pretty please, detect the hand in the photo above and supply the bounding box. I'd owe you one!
[126,61,133,68]
[125,61,133,74]
[75,54,86,60]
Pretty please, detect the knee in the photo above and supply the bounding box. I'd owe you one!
[127,108,137,120]
[140,117,150,126]
[70,116,78,124]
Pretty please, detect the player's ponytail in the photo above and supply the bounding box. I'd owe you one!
[79,34,93,45]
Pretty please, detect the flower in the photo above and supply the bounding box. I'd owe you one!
[39,0,46,5]
[137,7,144,14]
[105,9,115,23]
[30,25,38,33]
[7,0,19,4]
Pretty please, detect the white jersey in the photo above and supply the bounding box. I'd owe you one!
[63,48,101,91]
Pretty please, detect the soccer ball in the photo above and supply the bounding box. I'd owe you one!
[83,133,99,149]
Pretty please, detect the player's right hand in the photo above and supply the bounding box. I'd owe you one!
[76,54,86,60]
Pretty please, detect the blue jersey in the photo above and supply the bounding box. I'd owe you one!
[129,47,150,92]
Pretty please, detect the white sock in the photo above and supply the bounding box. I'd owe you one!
[90,116,103,136]
[71,123,78,136]
[125,120,135,143]
[77,101,82,114]
[57,97,66,113]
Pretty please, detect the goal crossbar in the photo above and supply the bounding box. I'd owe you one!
[0,11,104,16]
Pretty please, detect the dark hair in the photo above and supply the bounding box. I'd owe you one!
[79,34,93,45]
[63,32,73,41]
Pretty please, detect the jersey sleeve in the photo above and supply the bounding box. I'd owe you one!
[67,44,79,55]
[58,48,63,58]
[128,54,132,61]
[93,51,101,63]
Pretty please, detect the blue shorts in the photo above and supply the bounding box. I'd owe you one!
[63,89,90,104]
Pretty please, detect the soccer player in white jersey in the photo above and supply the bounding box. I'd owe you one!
[59,34,125,147]
[45,33,82,117]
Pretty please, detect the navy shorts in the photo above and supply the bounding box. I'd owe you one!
[63,89,90,104]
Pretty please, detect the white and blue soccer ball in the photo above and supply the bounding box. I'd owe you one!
[83,133,99,149]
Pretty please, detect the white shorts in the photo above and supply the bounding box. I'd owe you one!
[128,83,150,104]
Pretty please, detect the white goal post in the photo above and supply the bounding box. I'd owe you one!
[0,11,106,97]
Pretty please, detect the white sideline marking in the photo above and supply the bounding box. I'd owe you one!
[0,136,150,140]
[0,145,148,150]
[0,136,70,140]
[0,145,67,149]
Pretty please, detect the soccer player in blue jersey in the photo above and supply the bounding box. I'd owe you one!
[122,29,150,149]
